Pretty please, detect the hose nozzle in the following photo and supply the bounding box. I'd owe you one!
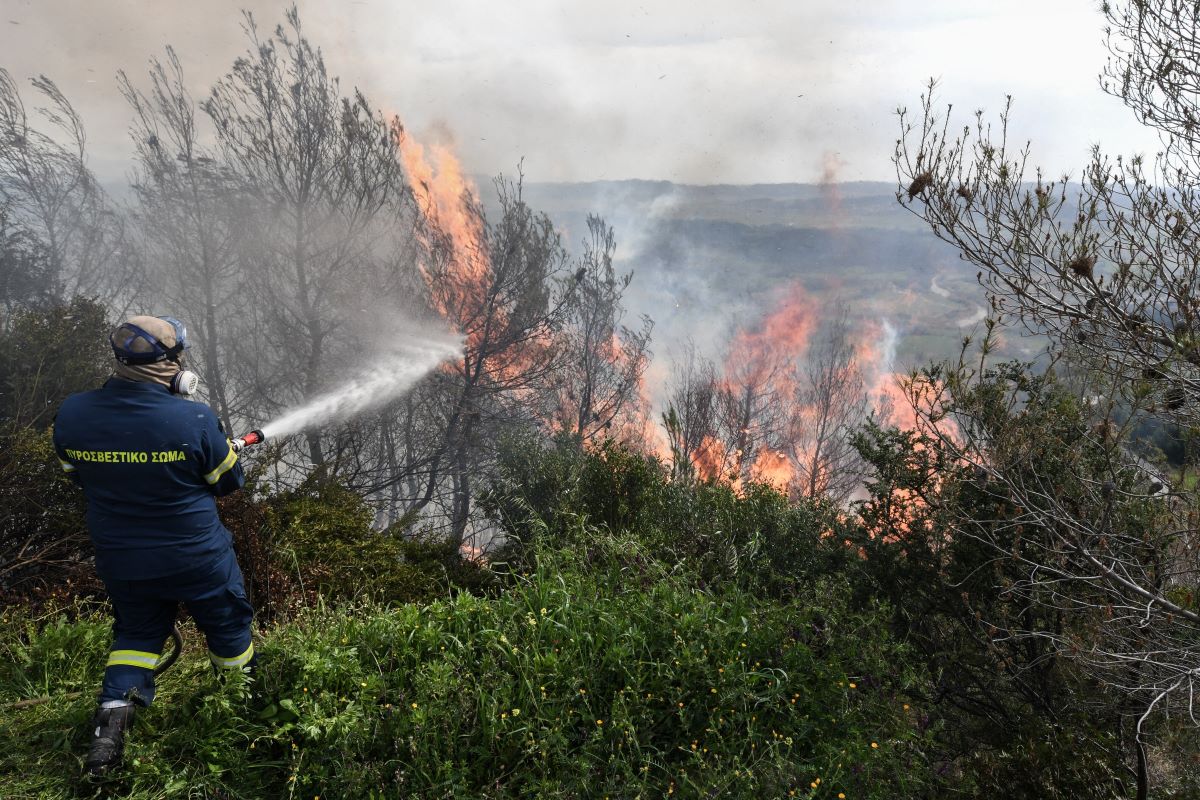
[230,429,266,453]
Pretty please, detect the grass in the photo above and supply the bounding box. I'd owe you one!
[0,533,929,799]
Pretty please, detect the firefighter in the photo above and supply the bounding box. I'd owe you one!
[53,315,254,776]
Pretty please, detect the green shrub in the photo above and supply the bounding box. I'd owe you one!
[481,435,843,600]
[0,529,930,799]
[0,296,113,430]
[846,374,1136,797]
[268,481,496,606]
[0,427,99,607]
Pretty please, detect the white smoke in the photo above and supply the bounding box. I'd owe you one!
[956,306,987,327]
[878,318,899,373]
[260,335,461,441]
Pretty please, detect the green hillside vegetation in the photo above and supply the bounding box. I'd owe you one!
[5,420,1188,798]
[1,542,920,798]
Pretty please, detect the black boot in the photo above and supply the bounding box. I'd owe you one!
[85,703,135,777]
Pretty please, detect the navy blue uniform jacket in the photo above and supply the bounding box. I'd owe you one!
[53,378,245,581]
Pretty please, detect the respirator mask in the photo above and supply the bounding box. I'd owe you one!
[170,365,200,396]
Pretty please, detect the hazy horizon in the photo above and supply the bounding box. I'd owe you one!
[1,0,1163,188]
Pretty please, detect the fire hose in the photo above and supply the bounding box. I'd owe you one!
[10,431,267,711]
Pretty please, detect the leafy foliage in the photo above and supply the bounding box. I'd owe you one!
[0,299,111,604]
[481,434,843,600]
[0,428,96,606]
[849,414,1131,798]
[0,531,928,799]
[267,479,496,606]
[0,296,112,429]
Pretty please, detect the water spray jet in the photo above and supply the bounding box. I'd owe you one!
[227,335,460,453]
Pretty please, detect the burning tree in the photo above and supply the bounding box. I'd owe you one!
[663,340,722,480]
[378,159,576,543]
[664,287,873,503]
[378,148,654,543]
[894,0,1200,791]
[545,215,653,446]
[790,306,870,504]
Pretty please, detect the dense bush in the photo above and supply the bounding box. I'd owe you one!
[0,298,113,605]
[265,479,497,607]
[0,427,98,607]
[481,434,845,600]
[844,380,1136,797]
[0,297,113,430]
[483,431,1157,796]
[0,528,930,799]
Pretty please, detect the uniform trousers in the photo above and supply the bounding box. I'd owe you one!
[100,547,254,705]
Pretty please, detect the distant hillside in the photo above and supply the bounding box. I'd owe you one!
[497,180,1031,370]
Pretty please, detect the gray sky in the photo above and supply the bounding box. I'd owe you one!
[0,0,1162,185]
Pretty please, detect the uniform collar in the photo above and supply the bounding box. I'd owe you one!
[104,376,171,394]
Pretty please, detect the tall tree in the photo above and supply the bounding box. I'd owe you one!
[546,215,652,445]
[790,306,869,503]
[894,1,1200,791]
[201,7,411,466]
[0,70,134,307]
[0,208,49,319]
[397,177,574,544]
[663,340,722,480]
[120,49,250,430]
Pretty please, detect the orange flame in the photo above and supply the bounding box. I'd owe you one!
[399,136,488,286]
[398,131,494,352]
[724,283,818,390]
[400,128,653,448]
[675,282,957,508]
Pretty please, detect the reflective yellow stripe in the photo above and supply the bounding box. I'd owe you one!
[107,649,160,669]
[204,446,238,484]
[209,642,254,669]
[58,459,76,473]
